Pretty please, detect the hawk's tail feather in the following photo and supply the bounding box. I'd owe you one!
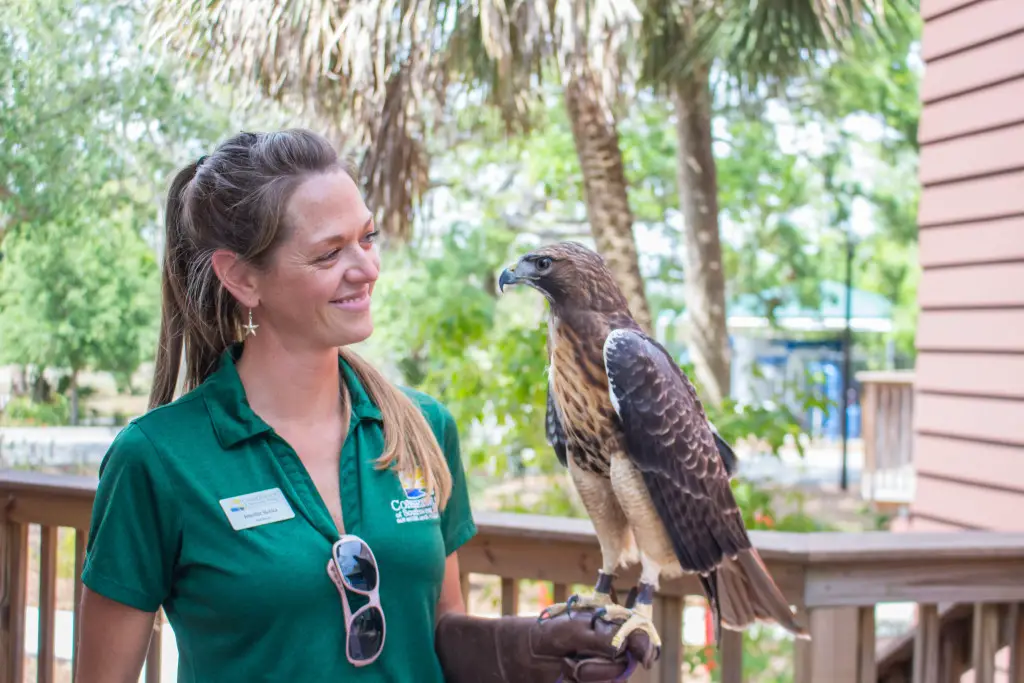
[715,549,811,640]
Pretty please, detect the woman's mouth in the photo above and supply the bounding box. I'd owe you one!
[330,291,371,312]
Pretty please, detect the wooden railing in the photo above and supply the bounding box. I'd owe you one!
[857,370,916,511]
[4,469,1024,683]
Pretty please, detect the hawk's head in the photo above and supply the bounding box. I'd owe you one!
[498,241,628,312]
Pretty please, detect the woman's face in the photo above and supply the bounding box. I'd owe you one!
[254,168,381,350]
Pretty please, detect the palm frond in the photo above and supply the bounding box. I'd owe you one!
[146,0,439,241]
[641,0,917,97]
[144,0,650,237]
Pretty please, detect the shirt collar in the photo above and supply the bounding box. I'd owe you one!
[204,343,382,450]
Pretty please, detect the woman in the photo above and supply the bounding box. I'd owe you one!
[75,129,653,683]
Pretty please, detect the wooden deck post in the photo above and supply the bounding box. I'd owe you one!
[794,607,873,683]
[0,520,28,683]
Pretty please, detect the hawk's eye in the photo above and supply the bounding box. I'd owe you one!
[536,257,552,271]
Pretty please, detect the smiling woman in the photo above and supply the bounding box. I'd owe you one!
[72,128,648,683]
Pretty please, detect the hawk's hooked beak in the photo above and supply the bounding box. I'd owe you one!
[498,267,518,293]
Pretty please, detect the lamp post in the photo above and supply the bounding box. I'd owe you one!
[840,221,854,492]
[824,134,857,492]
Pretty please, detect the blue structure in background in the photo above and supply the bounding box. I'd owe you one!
[806,358,861,441]
[752,339,863,443]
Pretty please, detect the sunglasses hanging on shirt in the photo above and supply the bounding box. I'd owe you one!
[326,535,386,666]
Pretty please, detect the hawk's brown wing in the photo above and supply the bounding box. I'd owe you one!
[602,328,751,575]
[546,383,568,468]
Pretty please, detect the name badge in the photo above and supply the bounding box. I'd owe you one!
[219,487,295,531]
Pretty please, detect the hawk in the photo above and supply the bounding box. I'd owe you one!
[498,242,809,654]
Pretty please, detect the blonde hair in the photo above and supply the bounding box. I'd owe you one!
[339,348,452,509]
[149,128,452,509]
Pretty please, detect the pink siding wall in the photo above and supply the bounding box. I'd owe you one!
[909,0,1024,530]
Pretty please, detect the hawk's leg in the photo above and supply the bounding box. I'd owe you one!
[594,553,663,654]
[539,459,632,621]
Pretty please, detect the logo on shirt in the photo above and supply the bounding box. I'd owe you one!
[392,467,439,524]
[228,498,247,512]
[400,468,428,500]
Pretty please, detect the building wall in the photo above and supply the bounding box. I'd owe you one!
[909,0,1024,530]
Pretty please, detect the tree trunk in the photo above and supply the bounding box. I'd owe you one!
[69,369,79,426]
[673,64,731,405]
[563,68,653,332]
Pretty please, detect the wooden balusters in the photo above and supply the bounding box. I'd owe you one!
[1008,603,1024,683]
[1,520,28,683]
[857,371,916,510]
[500,577,519,616]
[972,603,1000,683]
[716,626,743,683]
[913,604,939,683]
[72,530,86,681]
[37,526,58,683]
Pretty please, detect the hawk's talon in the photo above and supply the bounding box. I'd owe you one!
[591,603,634,624]
[609,609,662,653]
[538,590,613,623]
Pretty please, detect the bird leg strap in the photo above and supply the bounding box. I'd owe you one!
[539,571,616,621]
[434,606,658,683]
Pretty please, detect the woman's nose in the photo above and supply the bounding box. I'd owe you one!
[345,248,380,283]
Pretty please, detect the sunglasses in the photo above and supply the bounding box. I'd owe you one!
[326,535,386,667]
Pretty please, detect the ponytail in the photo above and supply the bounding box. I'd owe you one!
[149,162,199,410]
[149,160,241,410]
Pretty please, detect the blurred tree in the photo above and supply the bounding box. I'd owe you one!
[0,0,231,248]
[0,210,159,424]
[633,0,917,406]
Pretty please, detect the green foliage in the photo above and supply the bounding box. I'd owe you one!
[0,394,70,427]
[686,624,797,683]
[0,0,231,243]
[714,114,821,313]
[374,223,548,461]
[367,206,553,469]
[0,209,160,379]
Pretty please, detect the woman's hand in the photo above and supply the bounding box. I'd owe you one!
[74,587,157,683]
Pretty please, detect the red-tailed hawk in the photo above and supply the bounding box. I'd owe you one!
[498,242,809,655]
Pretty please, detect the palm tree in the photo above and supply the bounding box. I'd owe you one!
[635,0,914,406]
[146,0,446,244]
[145,0,655,330]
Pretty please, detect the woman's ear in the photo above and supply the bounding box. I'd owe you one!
[211,249,260,309]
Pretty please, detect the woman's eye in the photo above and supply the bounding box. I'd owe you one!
[318,248,341,262]
[362,229,380,244]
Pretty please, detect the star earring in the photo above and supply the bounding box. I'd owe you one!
[243,308,259,337]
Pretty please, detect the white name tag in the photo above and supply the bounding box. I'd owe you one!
[219,487,295,531]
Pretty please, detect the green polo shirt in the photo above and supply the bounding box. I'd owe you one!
[82,343,477,682]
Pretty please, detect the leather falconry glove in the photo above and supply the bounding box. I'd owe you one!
[434,606,659,683]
